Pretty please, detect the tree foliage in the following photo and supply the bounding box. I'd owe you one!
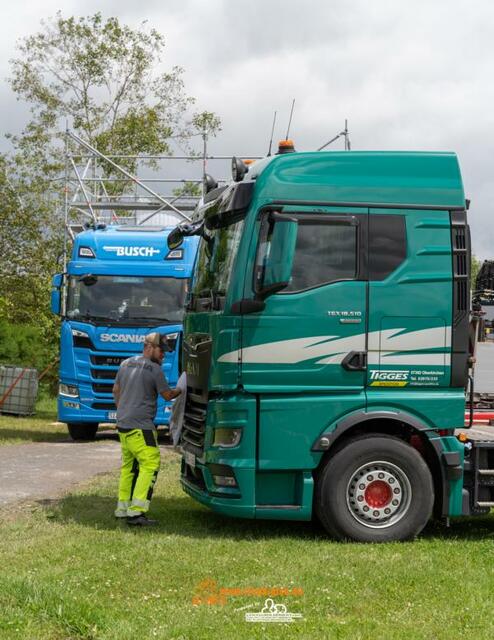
[9,13,219,156]
[471,254,482,287]
[1,13,221,382]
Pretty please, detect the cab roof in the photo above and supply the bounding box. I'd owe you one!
[249,151,465,210]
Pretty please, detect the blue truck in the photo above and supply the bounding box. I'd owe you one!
[51,224,199,440]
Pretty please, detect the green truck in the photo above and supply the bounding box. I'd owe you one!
[169,148,489,542]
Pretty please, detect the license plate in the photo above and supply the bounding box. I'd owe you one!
[184,450,196,468]
[108,411,117,420]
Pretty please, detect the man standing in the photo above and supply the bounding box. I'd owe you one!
[112,332,181,526]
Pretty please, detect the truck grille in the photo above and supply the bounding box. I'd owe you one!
[181,394,207,455]
[91,355,128,366]
[92,382,114,394]
[92,401,116,410]
[91,368,117,380]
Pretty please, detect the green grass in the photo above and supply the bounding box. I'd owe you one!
[1,454,494,640]
[0,396,67,445]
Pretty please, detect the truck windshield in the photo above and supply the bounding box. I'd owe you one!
[191,220,244,301]
[66,275,186,326]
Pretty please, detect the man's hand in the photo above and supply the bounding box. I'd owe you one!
[161,388,182,402]
[112,382,120,407]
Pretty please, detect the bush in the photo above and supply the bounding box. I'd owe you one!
[0,319,58,394]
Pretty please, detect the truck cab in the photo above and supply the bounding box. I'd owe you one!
[173,150,474,542]
[51,224,199,440]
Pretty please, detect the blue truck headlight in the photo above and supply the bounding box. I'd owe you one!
[59,383,79,398]
[213,428,242,448]
[71,329,89,338]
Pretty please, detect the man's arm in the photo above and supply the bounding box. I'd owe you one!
[160,387,182,402]
[113,382,120,407]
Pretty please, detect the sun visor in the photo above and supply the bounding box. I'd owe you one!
[204,182,254,229]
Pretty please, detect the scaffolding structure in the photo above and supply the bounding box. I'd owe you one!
[62,129,261,264]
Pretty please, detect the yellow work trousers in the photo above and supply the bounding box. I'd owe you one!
[115,428,160,517]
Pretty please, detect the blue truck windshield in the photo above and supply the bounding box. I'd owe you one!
[191,220,244,297]
[66,275,186,325]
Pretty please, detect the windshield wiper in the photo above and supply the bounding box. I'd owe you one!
[128,316,181,323]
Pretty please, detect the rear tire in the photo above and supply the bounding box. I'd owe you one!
[67,422,98,441]
[315,434,434,542]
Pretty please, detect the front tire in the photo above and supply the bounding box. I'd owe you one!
[67,422,98,441]
[315,434,434,542]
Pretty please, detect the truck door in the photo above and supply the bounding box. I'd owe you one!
[239,208,368,392]
[367,208,452,390]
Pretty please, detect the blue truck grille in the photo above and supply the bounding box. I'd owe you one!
[92,382,114,394]
[92,401,115,410]
[91,368,117,380]
[90,355,127,367]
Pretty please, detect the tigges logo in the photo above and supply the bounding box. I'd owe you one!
[103,246,160,257]
[370,370,409,381]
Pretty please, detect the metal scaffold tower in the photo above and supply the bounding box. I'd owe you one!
[63,128,261,241]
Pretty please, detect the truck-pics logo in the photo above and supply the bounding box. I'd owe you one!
[103,245,160,257]
[100,333,146,343]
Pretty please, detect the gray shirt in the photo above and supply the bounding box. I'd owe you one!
[115,356,170,431]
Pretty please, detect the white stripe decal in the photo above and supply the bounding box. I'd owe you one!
[218,326,451,366]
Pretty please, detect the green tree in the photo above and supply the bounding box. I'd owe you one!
[2,12,221,381]
[9,13,220,158]
[471,254,482,287]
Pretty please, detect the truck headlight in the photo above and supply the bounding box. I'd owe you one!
[213,428,242,448]
[71,329,89,338]
[59,383,79,398]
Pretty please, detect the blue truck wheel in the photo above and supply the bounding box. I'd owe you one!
[315,434,434,542]
[67,423,98,441]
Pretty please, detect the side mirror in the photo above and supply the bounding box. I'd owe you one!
[167,221,204,250]
[79,274,98,286]
[51,273,63,315]
[255,213,298,299]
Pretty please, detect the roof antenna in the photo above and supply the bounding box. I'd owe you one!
[267,110,277,156]
[344,119,351,151]
[285,99,295,140]
[318,119,351,151]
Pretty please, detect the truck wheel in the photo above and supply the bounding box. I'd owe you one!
[67,423,98,441]
[315,434,434,542]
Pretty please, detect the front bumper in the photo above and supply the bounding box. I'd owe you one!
[58,394,173,426]
[180,458,256,519]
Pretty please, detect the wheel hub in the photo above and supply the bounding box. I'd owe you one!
[346,461,412,529]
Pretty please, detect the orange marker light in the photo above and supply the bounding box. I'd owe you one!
[277,139,296,154]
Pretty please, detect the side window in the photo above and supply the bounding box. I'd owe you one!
[368,214,406,280]
[284,221,357,292]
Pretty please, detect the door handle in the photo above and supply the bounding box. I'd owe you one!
[339,318,362,324]
[341,351,367,371]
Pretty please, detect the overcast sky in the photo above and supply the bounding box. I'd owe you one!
[1,0,493,257]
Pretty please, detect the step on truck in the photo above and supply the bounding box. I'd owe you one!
[51,224,199,440]
[168,146,494,542]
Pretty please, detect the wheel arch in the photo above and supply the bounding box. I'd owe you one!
[312,411,457,517]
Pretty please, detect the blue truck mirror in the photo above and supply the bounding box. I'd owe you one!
[260,215,298,298]
[51,273,63,315]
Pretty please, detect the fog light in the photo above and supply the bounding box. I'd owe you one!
[59,383,79,398]
[213,428,242,448]
[212,475,238,488]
